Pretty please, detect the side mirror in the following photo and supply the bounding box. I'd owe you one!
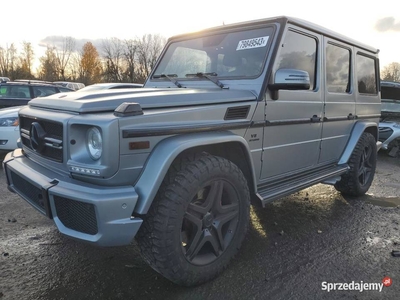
[268,69,311,100]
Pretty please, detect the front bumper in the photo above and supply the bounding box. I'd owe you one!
[379,122,400,150]
[3,149,143,247]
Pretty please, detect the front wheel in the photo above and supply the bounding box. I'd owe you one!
[136,154,250,286]
[335,132,377,196]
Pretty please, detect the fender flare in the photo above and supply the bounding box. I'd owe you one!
[338,121,378,165]
[133,131,257,214]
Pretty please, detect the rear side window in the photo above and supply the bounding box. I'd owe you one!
[32,86,57,97]
[356,54,377,94]
[326,44,350,93]
[0,85,30,98]
[276,30,317,90]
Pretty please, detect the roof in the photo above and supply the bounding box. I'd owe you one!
[0,81,59,87]
[168,16,378,54]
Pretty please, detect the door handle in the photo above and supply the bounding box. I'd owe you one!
[310,115,321,123]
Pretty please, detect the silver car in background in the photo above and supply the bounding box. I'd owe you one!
[378,81,400,151]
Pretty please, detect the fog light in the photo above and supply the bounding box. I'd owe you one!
[0,140,8,145]
[69,166,101,176]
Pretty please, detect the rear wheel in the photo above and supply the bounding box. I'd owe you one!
[335,132,377,196]
[136,153,250,286]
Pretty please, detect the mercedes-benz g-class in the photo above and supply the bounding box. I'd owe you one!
[3,16,381,286]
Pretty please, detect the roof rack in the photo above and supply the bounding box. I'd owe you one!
[14,79,55,85]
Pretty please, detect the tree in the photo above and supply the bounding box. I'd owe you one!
[68,51,83,81]
[135,34,166,82]
[381,62,400,82]
[55,37,75,80]
[0,43,18,79]
[102,37,125,82]
[19,42,35,79]
[123,39,138,83]
[80,42,102,85]
[37,46,58,81]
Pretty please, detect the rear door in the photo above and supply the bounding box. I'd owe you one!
[319,39,355,164]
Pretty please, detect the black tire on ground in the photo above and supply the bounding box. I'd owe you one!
[335,132,377,196]
[136,153,250,286]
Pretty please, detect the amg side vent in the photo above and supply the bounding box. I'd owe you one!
[224,105,250,120]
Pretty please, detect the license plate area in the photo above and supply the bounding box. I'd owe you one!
[9,170,53,218]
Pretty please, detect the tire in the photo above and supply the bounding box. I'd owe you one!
[136,153,250,286]
[335,132,377,196]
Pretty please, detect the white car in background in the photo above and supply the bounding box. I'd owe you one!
[0,106,21,152]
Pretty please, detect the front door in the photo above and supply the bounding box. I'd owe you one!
[260,27,323,180]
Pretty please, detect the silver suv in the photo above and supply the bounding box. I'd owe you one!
[3,16,381,286]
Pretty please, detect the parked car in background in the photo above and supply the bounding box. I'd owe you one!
[0,106,20,152]
[0,76,11,82]
[14,79,54,84]
[76,82,143,92]
[379,81,400,151]
[380,81,400,120]
[53,81,85,91]
[0,82,74,151]
[0,81,73,108]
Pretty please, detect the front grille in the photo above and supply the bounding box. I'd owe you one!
[54,196,98,235]
[19,116,63,162]
[10,171,45,214]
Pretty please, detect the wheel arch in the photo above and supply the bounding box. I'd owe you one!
[133,132,257,214]
[338,121,378,165]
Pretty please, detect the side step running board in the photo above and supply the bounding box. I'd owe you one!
[257,165,349,207]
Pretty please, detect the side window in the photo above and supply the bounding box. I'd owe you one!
[0,86,6,97]
[8,86,30,98]
[33,86,57,97]
[356,54,377,94]
[326,44,350,93]
[277,30,317,90]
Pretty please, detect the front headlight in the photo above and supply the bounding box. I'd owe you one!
[86,127,102,160]
[0,117,19,127]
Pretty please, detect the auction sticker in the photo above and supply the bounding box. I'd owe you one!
[236,36,269,51]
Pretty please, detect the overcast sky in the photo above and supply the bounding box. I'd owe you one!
[2,0,400,69]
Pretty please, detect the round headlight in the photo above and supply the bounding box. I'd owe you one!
[86,127,102,160]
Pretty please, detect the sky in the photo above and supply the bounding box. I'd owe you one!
[2,0,400,71]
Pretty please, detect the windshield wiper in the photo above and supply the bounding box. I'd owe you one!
[153,73,183,88]
[185,72,227,89]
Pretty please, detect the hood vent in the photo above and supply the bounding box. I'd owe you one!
[224,105,250,120]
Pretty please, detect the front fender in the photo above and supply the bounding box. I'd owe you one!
[338,121,378,165]
[133,131,256,214]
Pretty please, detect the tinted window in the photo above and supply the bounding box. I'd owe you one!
[277,30,317,90]
[326,44,350,93]
[32,86,57,97]
[381,82,400,100]
[58,87,74,92]
[0,85,30,98]
[356,54,377,94]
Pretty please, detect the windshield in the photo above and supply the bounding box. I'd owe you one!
[153,26,274,80]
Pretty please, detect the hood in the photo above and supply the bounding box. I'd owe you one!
[0,106,22,117]
[27,88,257,113]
